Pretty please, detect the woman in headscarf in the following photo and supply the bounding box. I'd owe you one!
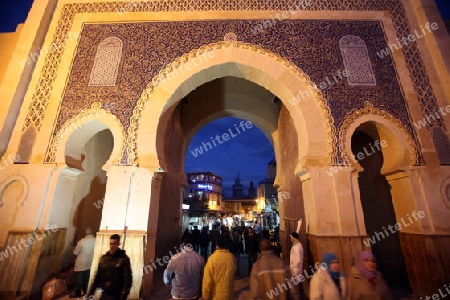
[347,251,392,300]
[310,252,346,300]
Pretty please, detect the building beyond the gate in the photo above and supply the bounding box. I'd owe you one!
[0,0,450,299]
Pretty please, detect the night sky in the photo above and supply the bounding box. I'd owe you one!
[1,0,449,197]
[185,117,274,198]
[436,0,450,20]
[0,0,34,33]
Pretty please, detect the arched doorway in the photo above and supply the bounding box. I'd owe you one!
[339,104,428,295]
[351,128,410,291]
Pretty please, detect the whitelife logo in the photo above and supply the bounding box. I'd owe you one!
[413,104,450,130]
[250,0,314,35]
[0,154,20,170]
[376,22,439,59]
[420,284,450,300]
[19,32,80,67]
[265,262,327,299]
[288,69,349,106]
[0,225,59,261]
[190,121,253,158]
[154,50,216,86]
[325,140,388,176]
[363,210,425,247]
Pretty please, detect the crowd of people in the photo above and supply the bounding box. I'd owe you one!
[171,225,393,300]
[68,226,393,300]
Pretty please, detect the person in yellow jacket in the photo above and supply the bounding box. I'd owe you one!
[202,234,237,300]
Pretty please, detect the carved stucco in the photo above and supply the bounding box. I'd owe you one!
[48,102,125,168]
[15,0,436,165]
[339,101,419,169]
[129,41,337,165]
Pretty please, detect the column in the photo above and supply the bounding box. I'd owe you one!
[90,166,159,299]
[300,165,366,276]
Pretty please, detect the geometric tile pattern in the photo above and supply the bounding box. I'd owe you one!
[127,40,337,165]
[16,125,37,163]
[18,0,440,165]
[432,127,450,165]
[88,37,123,86]
[52,20,423,165]
[339,35,377,86]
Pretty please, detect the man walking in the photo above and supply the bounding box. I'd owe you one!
[192,225,201,252]
[209,226,219,254]
[244,227,259,275]
[250,239,298,300]
[70,228,96,298]
[164,233,204,300]
[89,234,132,300]
[290,232,304,299]
[202,235,236,300]
[199,227,210,262]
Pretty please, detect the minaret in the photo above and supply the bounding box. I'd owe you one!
[248,181,256,198]
[232,172,243,199]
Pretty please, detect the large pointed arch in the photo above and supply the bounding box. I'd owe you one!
[129,41,337,171]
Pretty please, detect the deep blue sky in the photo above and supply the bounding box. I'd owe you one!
[185,117,274,198]
[0,0,33,33]
[1,0,449,196]
[436,0,450,20]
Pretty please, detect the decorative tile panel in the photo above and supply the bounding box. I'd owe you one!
[45,20,424,165]
[21,0,439,165]
[89,36,123,86]
[339,35,376,86]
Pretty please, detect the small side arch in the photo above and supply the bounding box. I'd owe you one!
[0,174,29,208]
[339,101,419,174]
[50,102,125,170]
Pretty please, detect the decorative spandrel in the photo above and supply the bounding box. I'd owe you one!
[44,20,424,165]
[19,0,436,166]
